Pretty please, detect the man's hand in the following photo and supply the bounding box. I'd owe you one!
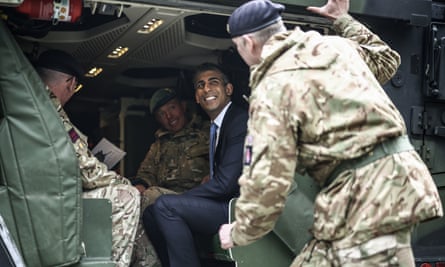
[307,0,349,21]
[219,222,236,249]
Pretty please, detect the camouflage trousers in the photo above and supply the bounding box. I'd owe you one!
[131,186,177,267]
[291,227,414,267]
[83,182,140,267]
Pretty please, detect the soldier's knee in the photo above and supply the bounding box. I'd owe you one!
[127,184,141,200]
[111,184,141,209]
[122,184,141,201]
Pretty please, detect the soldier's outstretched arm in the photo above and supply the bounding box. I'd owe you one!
[307,0,401,85]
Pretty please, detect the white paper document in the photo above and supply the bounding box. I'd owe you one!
[92,138,126,169]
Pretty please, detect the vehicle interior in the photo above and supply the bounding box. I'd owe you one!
[1,0,445,266]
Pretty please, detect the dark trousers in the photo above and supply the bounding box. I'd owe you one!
[143,194,229,267]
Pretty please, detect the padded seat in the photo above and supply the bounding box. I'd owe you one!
[0,20,114,267]
[208,173,319,267]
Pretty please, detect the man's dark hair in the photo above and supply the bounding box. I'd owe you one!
[192,62,231,85]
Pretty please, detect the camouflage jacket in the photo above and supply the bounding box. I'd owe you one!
[232,15,441,245]
[48,90,130,190]
[135,114,210,193]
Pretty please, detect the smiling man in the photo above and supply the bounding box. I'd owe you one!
[133,88,210,199]
[142,63,248,267]
[131,88,210,267]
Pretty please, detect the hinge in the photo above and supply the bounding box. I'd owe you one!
[411,139,435,170]
[419,142,435,169]
[410,106,427,135]
[411,105,445,137]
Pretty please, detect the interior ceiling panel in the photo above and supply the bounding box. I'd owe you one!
[73,23,130,61]
[131,19,185,63]
[0,0,242,102]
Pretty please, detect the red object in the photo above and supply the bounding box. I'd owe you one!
[419,263,445,267]
[16,0,82,23]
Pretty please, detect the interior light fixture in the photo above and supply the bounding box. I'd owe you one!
[107,46,129,58]
[85,67,103,77]
[74,84,83,93]
[137,18,163,34]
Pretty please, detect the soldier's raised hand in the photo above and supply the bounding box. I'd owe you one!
[307,0,349,21]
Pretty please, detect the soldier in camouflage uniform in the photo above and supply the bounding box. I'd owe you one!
[219,0,443,266]
[35,49,140,267]
[133,88,210,201]
[130,88,210,267]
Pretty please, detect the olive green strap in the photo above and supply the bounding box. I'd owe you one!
[324,135,414,187]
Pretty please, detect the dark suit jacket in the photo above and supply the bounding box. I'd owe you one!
[184,103,248,201]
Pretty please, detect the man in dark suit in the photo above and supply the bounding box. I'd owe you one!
[142,63,248,267]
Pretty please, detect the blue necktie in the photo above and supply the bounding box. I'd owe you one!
[209,122,218,179]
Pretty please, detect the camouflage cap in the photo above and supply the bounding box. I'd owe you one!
[227,0,285,38]
[150,88,177,114]
[36,49,84,80]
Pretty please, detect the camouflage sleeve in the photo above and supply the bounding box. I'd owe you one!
[231,82,297,246]
[333,14,401,84]
[57,108,129,189]
[47,89,129,189]
[135,141,160,187]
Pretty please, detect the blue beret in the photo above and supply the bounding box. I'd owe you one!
[227,0,285,38]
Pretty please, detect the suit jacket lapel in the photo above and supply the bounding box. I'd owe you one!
[215,103,236,160]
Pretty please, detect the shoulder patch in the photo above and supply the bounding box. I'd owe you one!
[244,135,253,166]
[68,128,80,143]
